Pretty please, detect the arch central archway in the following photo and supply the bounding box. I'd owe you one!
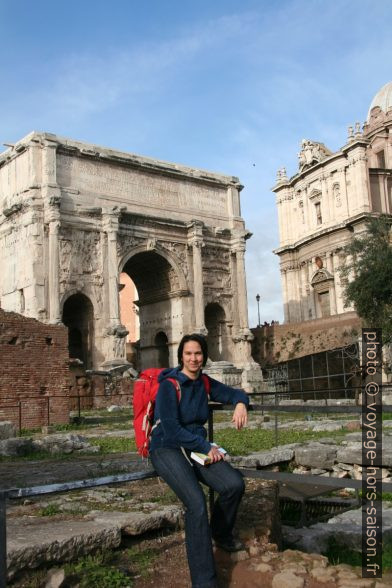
[121,248,189,370]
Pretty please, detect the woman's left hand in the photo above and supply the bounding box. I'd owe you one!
[232,402,248,430]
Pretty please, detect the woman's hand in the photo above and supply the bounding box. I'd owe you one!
[232,402,248,430]
[208,445,224,463]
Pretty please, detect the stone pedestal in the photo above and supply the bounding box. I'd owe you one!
[204,361,243,388]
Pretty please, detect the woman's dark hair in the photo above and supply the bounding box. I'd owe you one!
[177,333,209,367]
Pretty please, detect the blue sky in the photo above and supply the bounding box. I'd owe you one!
[1,0,391,326]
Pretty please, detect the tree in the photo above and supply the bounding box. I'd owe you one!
[339,214,392,344]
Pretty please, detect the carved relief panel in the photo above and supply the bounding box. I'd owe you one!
[59,227,103,288]
[202,245,232,290]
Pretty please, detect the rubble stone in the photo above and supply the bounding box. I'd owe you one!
[0,421,17,440]
[295,443,337,468]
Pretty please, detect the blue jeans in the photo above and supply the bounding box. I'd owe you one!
[150,447,245,588]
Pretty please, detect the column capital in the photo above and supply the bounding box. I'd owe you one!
[190,236,204,249]
[102,208,122,233]
[48,219,61,233]
[231,240,246,255]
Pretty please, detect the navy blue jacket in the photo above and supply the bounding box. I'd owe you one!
[149,367,249,454]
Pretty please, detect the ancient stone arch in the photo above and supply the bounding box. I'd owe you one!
[0,132,263,390]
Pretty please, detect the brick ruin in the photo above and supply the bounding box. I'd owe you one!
[0,308,70,429]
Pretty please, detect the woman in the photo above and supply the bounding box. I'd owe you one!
[149,333,249,588]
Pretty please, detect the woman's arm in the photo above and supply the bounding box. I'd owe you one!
[207,376,249,430]
[208,376,249,407]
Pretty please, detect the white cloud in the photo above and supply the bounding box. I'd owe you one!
[40,11,256,121]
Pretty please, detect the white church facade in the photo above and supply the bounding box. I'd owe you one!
[274,82,392,324]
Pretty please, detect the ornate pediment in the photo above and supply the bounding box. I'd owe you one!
[311,269,334,286]
[298,140,333,171]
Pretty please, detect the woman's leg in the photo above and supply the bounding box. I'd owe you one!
[150,448,217,588]
[193,459,245,542]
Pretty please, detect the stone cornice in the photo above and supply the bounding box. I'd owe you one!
[0,131,241,189]
[273,212,370,255]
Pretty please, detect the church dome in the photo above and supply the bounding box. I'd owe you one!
[367,81,392,120]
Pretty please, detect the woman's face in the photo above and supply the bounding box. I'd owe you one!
[181,340,204,378]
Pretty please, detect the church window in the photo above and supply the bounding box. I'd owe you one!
[318,290,331,317]
[376,150,386,168]
[315,202,322,225]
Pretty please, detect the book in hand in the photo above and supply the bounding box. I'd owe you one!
[190,444,227,466]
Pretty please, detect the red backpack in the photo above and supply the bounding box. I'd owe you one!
[133,368,211,458]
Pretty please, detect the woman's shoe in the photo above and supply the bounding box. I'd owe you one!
[213,536,245,552]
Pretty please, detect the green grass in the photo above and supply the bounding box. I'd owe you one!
[214,427,348,456]
[38,503,62,517]
[121,547,159,578]
[64,553,131,588]
[89,437,135,453]
[326,537,392,570]
[62,547,159,587]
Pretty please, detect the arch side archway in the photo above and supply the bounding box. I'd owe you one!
[61,291,95,369]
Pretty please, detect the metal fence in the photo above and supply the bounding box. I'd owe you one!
[2,382,392,434]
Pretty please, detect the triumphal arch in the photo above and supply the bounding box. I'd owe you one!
[0,132,262,390]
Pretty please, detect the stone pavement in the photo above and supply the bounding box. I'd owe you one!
[0,452,147,489]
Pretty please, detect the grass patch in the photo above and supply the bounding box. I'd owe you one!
[89,437,135,453]
[148,487,180,505]
[121,547,159,578]
[64,553,131,588]
[214,427,348,456]
[38,503,62,517]
[325,537,363,567]
[62,547,158,587]
[326,537,392,570]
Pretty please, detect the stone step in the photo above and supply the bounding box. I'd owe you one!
[7,504,183,580]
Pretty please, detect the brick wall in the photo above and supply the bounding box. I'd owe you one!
[251,311,362,367]
[0,308,70,430]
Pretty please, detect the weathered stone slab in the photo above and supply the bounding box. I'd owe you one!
[311,422,344,432]
[32,433,99,455]
[0,421,17,440]
[92,505,183,535]
[0,437,33,457]
[295,443,337,469]
[7,518,121,579]
[283,505,392,555]
[229,445,296,468]
[336,443,361,465]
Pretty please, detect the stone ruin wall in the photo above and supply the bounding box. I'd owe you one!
[69,365,133,412]
[251,311,362,367]
[0,308,70,429]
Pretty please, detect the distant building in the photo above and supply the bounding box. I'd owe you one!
[273,81,392,324]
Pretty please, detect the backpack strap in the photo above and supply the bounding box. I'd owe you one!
[151,377,181,433]
[166,377,182,401]
[201,373,211,398]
